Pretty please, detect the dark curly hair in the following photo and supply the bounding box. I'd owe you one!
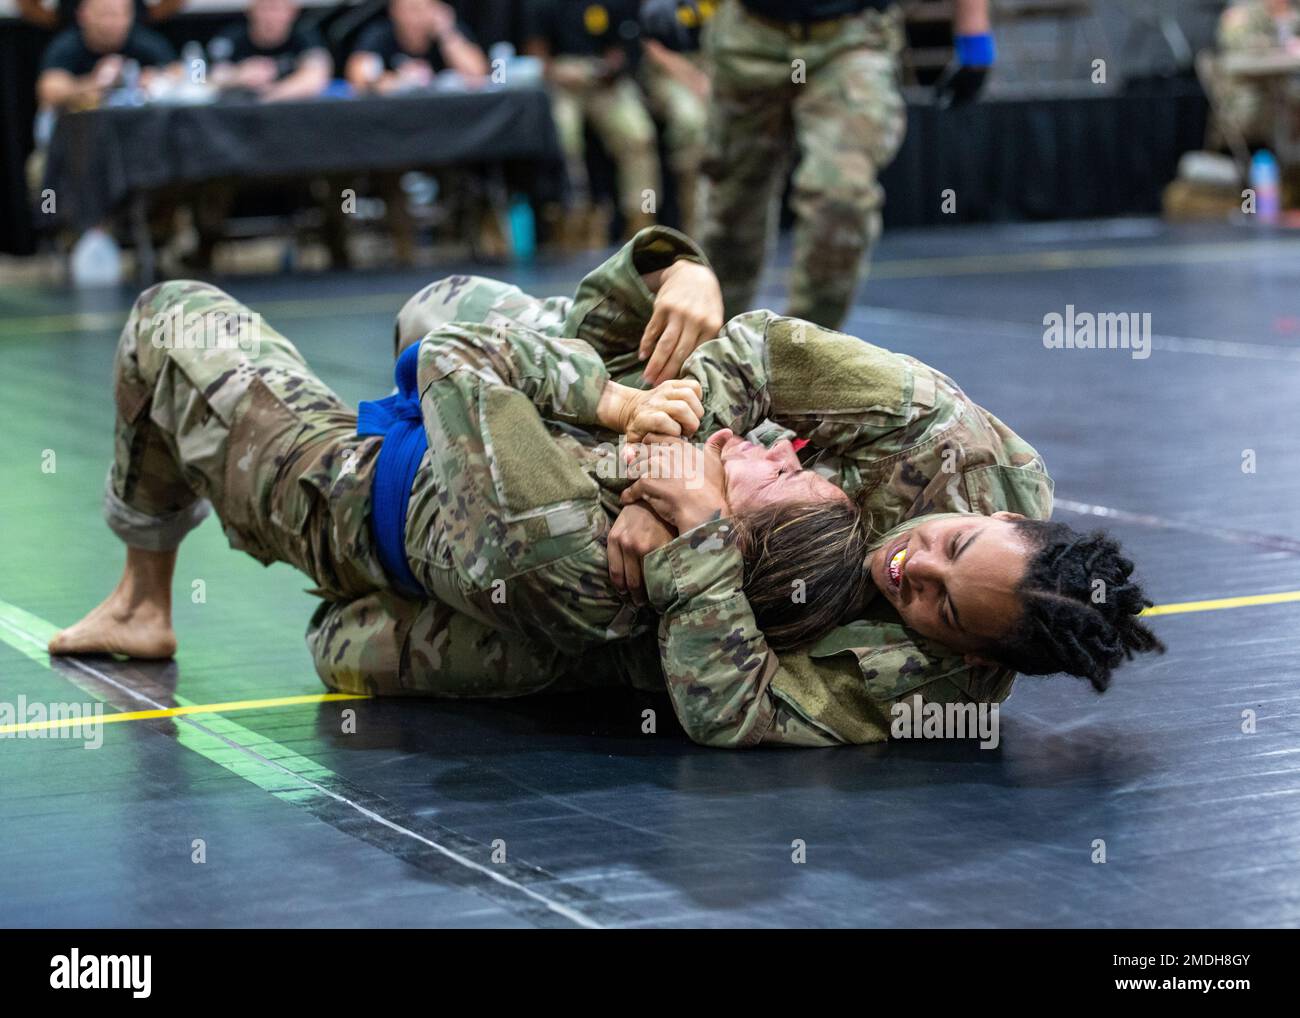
[991,520,1165,691]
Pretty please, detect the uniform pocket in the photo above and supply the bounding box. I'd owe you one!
[473,384,601,580]
[221,376,313,566]
[808,619,967,701]
[961,464,1055,519]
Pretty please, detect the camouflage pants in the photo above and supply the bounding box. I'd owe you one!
[549,60,662,219]
[305,272,670,699]
[107,280,386,600]
[641,54,709,235]
[699,0,907,329]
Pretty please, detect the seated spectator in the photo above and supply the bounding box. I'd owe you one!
[345,0,488,94]
[17,0,182,31]
[1217,0,1300,148]
[36,0,178,113]
[524,0,660,248]
[208,0,333,102]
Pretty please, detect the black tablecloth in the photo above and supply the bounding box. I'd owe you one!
[43,87,563,233]
[880,84,1209,228]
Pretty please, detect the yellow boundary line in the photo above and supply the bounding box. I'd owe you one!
[1,585,1298,736]
[0,691,367,736]
[1140,589,1300,617]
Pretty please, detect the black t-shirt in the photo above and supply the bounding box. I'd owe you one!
[740,0,885,21]
[40,23,177,75]
[208,22,327,80]
[352,17,475,73]
[524,0,641,58]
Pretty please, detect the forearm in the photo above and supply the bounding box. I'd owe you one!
[439,31,489,77]
[644,519,845,748]
[596,381,638,433]
[38,72,99,111]
[419,322,609,427]
[679,310,776,436]
[563,225,709,360]
[644,41,707,92]
[953,0,991,34]
[264,55,331,101]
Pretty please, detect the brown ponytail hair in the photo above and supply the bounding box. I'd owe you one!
[733,498,873,651]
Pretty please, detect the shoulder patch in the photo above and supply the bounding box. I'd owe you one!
[482,385,596,515]
[767,318,912,415]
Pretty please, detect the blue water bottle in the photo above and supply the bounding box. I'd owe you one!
[1250,150,1280,224]
[508,195,536,264]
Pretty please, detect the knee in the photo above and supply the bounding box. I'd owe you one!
[791,162,882,218]
[396,275,506,352]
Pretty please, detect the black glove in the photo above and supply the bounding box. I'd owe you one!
[933,64,989,108]
[933,32,995,109]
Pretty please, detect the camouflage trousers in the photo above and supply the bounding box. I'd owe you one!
[109,280,608,699]
[641,53,709,235]
[107,280,387,599]
[549,59,662,219]
[699,0,907,329]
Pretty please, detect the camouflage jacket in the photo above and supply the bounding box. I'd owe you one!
[310,228,1054,748]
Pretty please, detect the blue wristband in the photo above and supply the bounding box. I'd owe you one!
[954,33,995,68]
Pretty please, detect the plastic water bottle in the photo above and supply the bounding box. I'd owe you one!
[69,228,123,288]
[508,195,536,264]
[1250,150,1280,224]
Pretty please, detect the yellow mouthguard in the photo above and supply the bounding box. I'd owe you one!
[890,548,907,569]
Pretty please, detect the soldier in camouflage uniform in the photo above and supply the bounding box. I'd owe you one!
[53,229,1159,748]
[697,0,1000,331]
[698,0,910,330]
[525,0,663,243]
[638,0,717,236]
[47,262,708,662]
[1216,0,1300,149]
[318,227,1073,747]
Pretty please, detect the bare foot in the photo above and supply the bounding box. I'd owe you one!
[49,547,178,659]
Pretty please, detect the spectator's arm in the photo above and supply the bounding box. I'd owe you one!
[952,0,991,34]
[264,49,332,101]
[437,25,488,77]
[642,38,708,97]
[37,67,106,111]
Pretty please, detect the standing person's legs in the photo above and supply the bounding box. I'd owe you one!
[549,79,592,208]
[50,281,383,657]
[644,64,709,235]
[585,76,663,234]
[788,22,906,328]
[698,0,794,318]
